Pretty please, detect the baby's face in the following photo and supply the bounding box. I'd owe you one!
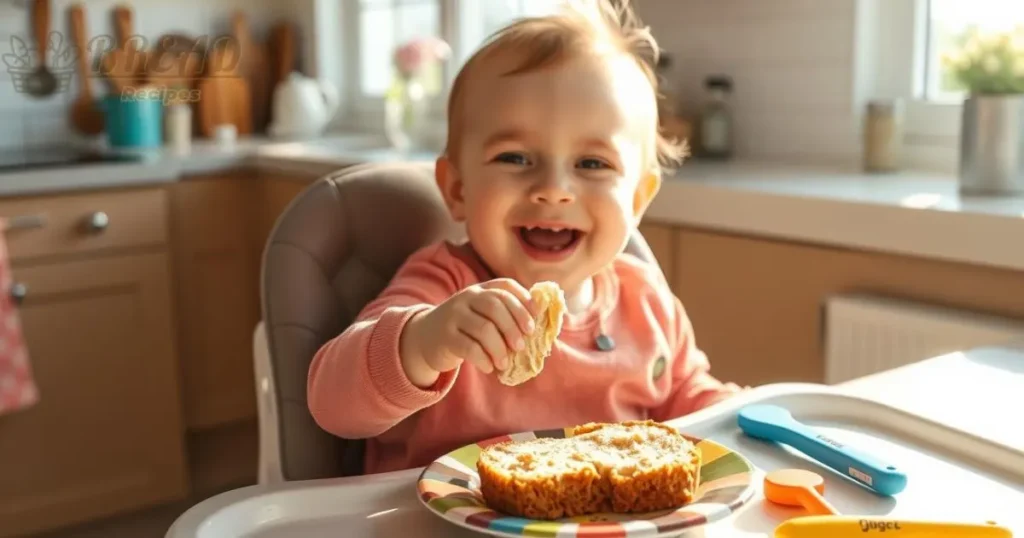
[440,50,660,294]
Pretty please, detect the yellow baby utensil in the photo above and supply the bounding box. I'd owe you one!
[774,515,1013,538]
[764,469,1013,537]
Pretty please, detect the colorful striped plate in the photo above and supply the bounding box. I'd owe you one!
[416,426,757,537]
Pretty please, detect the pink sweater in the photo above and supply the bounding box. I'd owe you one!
[307,242,740,474]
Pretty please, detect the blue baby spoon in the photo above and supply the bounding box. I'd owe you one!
[737,404,908,496]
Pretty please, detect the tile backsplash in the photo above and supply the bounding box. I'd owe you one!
[2,0,867,166]
[638,0,861,166]
[0,0,307,151]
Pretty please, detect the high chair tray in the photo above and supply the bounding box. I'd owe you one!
[166,382,1024,537]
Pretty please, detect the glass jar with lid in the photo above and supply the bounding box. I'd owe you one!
[698,75,734,159]
[863,99,905,173]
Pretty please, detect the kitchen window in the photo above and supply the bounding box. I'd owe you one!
[920,0,1024,103]
[870,0,1024,156]
[339,0,560,129]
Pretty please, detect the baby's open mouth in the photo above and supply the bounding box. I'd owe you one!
[517,226,583,252]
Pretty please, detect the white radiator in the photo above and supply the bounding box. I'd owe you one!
[823,294,1024,384]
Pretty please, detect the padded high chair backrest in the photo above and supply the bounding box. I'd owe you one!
[261,162,663,480]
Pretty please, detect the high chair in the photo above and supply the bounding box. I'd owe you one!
[252,162,664,483]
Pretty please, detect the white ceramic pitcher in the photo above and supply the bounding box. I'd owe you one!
[268,72,340,139]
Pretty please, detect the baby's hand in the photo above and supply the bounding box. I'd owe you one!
[401,279,538,387]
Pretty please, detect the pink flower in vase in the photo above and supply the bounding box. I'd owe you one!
[393,37,451,78]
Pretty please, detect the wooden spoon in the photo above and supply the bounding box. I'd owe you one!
[68,3,103,135]
[232,11,271,133]
[117,5,154,85]
[24,0,58,97]
[114,5,150,84]
[268,21,295,89]
[101,5,139,92]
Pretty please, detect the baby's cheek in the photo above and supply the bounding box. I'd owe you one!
[591,210,631,251]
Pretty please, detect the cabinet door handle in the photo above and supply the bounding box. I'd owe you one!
[85,211,109,233]
[10,282,27,305]
[2,213,48,232]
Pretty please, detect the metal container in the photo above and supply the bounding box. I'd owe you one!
[959,94,1024,195]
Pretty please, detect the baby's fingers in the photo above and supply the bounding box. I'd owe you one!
[481,278,541,320]
[451,329,494,374]
[477,290,535,342]
[464,304,518,371]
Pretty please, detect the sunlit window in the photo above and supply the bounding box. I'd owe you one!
[356,0,561,98]
[359,0,441,96]
[455,0,562,67]
[923,0,1024,102]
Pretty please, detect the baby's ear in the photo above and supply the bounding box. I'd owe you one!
[435,155,467,221]
[632,169,662,221]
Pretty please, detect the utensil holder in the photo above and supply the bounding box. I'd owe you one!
[101,94,163,148]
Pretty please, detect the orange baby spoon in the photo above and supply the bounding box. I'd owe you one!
[764,468,840,516]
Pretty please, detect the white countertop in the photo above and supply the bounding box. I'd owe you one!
[838,343,1024,450]
[2,135,1022,273]
[0,132,437,196]
[649,160,1024,273]
[660,161,1024,219]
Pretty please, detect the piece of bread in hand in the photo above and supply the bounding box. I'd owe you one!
[496,281,566,386]
[477,420,701,519]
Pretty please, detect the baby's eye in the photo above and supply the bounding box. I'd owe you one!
[577,158,610,170]
[494,152,530,166]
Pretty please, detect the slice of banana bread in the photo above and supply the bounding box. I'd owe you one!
[497,281,566,386]
[477,420,701,519]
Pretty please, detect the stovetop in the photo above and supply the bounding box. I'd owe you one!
[0,147,146,172]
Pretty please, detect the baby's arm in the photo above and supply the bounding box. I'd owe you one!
[650,297,743,422]
[307,250,461,440]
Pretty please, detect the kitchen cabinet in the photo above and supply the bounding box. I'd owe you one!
[0,188,168,260]
[669,226,1024,388]
[259,174,310,240]
[168,170,316,497]
[170,173,263,431]
[169,171,312,432]
[0,167,357,535]
[0,189,186,537]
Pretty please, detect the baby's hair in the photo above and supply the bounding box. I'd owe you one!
[443,0,689,174]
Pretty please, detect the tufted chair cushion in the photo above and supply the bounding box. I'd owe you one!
[260,161,661,480]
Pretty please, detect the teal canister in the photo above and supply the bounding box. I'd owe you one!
[102,94,164,148]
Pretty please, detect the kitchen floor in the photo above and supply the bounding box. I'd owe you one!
[33,502,191,538]
[23,412,261,537]
[30,490,230,538]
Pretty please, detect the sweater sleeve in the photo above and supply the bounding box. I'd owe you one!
[307,247,464,439]
[650,296,744,422]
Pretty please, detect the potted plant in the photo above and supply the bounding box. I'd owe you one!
[943,25,1024,195]
[384,37,450,153]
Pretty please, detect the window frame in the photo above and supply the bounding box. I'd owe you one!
[336,0,455,133]
[333,0,558,136]
[332,1,975,165]
[863,0,964,169]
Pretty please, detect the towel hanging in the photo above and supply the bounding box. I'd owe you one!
[0,217,38,416]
